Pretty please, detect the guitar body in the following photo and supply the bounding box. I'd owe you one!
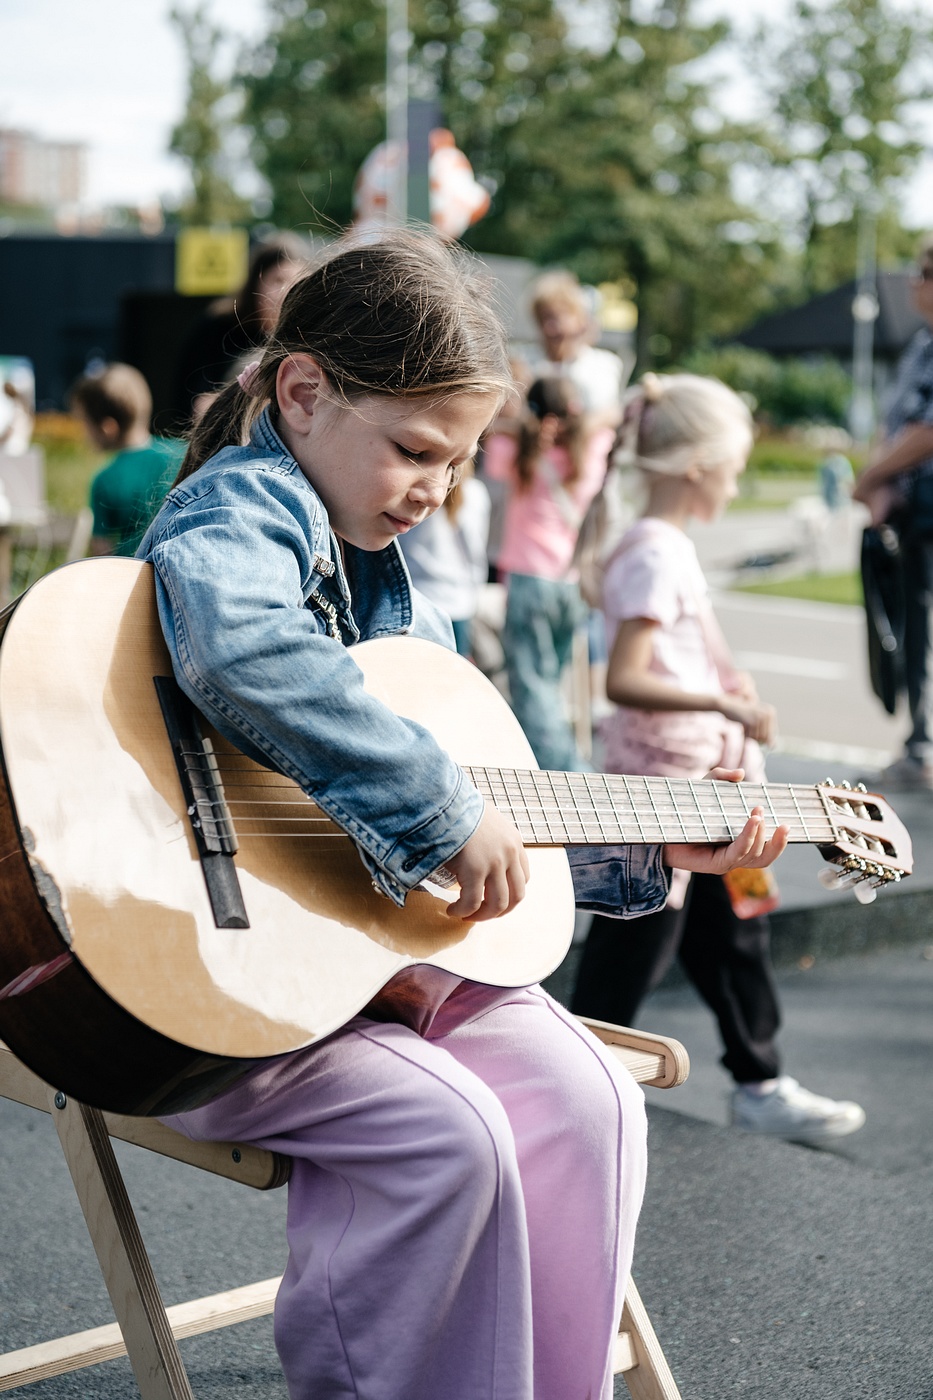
[0,560,574,1114]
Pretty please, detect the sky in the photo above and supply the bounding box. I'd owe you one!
[0,0,930,225]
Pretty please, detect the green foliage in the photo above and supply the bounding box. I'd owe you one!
[224,0,932,366]
[683,344,853,426]
[33,424,105,517]
[738,571,862,605]
[747,440,825,475]
[235,0,789,361]
[170,5,252,226]
[749,0,933,294]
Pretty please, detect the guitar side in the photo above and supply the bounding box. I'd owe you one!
[0,560,575,1114]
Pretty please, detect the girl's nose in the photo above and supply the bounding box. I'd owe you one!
[409,474,449,509]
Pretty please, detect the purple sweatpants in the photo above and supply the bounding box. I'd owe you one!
[164,981,647,1400]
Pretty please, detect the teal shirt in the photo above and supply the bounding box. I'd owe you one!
[89,437,186,557]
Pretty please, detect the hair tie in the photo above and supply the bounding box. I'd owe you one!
[237,360,262,394]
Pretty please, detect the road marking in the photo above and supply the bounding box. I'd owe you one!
[734,651,849,681]
[775,736,892,767]
[712,591,863,625]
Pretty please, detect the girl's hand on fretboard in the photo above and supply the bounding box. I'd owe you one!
[663,806,789,877]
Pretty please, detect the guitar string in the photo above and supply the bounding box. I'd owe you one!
[180,755,842,842]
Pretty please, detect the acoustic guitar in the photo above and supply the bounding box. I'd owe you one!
[0,561,912,1115]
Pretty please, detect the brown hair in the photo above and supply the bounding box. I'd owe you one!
[210,231,312,337]
[178,230,512,483]
[514,377,587,490]
[70,363,152,442]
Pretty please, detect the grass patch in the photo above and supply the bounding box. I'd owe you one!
[736,571,863,606]
[33,414,105,516]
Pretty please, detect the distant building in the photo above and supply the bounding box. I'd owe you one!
[0,128,87,208]
[736,271,923,371]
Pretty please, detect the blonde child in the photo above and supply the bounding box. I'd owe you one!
[572,372,865,1146]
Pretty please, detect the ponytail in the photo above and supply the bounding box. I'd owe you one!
[515,377,586,491]
[175,356,281,483]
[616,372,752,478]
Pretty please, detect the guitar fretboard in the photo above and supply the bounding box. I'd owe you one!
[464,768,839,847]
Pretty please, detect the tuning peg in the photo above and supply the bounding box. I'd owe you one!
[838,779,852,790]
[854,882,877,905]
[855,782,868,793]
[819,777,835,787]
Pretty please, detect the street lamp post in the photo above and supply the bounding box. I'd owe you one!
[385,0,408,225]
[850,195,879,448]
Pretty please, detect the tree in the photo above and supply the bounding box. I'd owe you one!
[237,0,789,362]
[170,4,252,225]
[750,0,933,293]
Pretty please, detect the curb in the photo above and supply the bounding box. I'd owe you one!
[542,886,933,1008]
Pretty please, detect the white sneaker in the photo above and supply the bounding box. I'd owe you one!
[731,1077,866,1146]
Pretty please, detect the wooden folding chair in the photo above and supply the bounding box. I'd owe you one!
[0,1021,688,1400]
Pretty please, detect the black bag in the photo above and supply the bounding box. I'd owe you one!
[860,524,905,715]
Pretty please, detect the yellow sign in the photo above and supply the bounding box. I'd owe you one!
[175,227,249,296]
[597,281,638,334]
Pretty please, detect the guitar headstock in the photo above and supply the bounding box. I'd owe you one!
[815,780,913,904]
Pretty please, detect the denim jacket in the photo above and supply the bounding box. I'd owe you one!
[138,410,669,917]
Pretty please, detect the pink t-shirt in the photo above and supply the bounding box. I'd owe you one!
[599,517,739,781]
[483,428,614,581]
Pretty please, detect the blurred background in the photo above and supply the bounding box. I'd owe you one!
[0,0,931,689]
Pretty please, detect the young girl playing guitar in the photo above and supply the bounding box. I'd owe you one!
[138,232,786,1400]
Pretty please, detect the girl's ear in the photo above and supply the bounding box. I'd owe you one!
[276,354,327,435]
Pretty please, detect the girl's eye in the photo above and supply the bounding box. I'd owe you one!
[396,444,426,462]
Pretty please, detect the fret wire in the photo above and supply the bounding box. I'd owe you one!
[711,781,734,840]
[544,769,562,844]
[596,772,617,843]
[689,779,712,843]
[643,777,668,844]
[665,777,689,843]
[760,784,782,830]
[790,784,812,834]
[563,772,581,842]
[620,775,649,841]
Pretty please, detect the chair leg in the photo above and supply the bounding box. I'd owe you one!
[49,1087,194,1400]
[617,1277,681,1400]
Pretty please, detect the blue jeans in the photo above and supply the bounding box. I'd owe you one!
[503,573,587,772]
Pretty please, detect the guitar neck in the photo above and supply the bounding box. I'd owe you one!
[465,768,838,847]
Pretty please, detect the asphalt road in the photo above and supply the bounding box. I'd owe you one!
[691,504,906,768]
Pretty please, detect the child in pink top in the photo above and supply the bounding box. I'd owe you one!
[484,377,614,769]
[573,372,866,1147]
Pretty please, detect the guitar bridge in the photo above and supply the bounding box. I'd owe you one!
[153,676,250,930]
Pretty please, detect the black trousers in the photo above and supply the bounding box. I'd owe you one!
[571,872,781,1084]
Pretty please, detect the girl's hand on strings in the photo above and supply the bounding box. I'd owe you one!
[444,803,530,921]
[662,768,788,874]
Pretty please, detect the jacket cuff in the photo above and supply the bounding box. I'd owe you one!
[568,844,670,918]
[361,775,486,907]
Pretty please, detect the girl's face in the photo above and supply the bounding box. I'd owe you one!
[689,448,748,522]
[278,362,497,550]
